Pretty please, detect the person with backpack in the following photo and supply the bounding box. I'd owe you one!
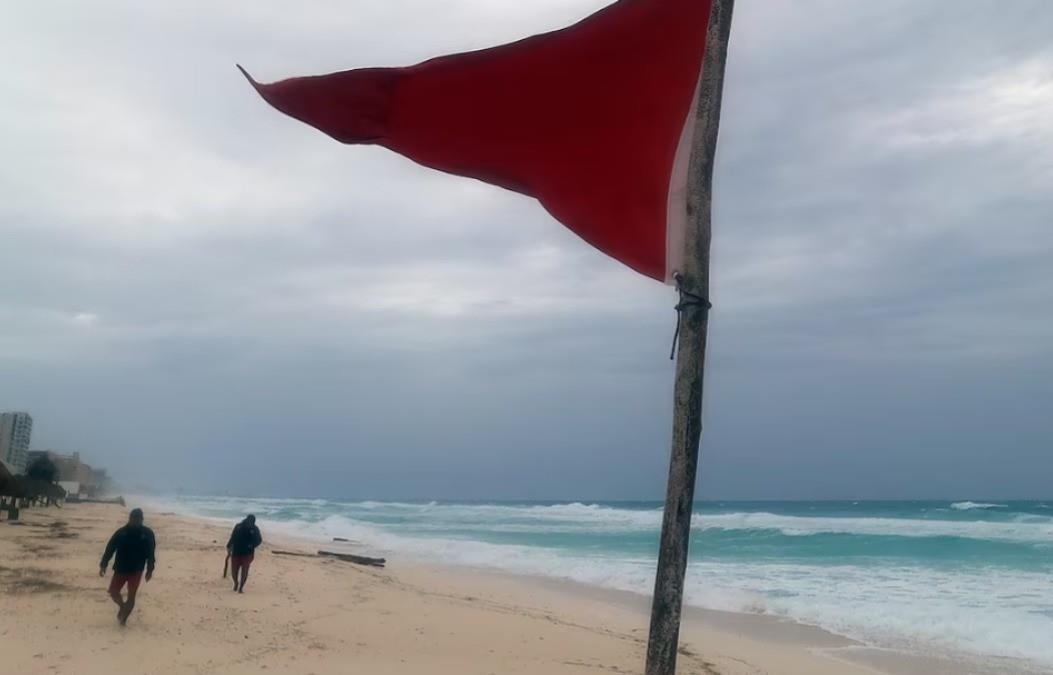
[226,514,263,593]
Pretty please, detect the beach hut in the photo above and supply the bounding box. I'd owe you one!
[0,461,21,518]
[0,468,67,516]
[21,478,66,506]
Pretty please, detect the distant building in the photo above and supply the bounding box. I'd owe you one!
[28,450,106,497]
[89,467,112,495]
[0,412,33,474]
[29,450,93,484]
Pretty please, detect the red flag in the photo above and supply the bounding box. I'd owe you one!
[242,0,712,283]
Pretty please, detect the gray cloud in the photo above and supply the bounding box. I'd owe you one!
[1,0,1050,499]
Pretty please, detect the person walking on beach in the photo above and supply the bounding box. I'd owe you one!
[99,508,156,626]
[227,514,262,593]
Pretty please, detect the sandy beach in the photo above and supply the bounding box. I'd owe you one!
[0,503,1035,675]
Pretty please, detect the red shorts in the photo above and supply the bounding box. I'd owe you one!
[231,553,254,571]
[109,571,143,594]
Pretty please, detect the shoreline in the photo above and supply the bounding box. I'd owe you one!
[186,501,1053,675]
[221,500,1048,675]
[359,549,1047,675]
[2,502,1045,674]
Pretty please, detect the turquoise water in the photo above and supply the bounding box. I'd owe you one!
[148,497,1053,667]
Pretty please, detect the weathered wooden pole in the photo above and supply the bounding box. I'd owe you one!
[645,1,734,674]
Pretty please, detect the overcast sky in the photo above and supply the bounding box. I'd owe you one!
[2,0,1051,500]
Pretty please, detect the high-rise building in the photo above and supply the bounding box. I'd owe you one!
[0,412,33,474]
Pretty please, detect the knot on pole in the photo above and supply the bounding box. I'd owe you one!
[669,272,712,361]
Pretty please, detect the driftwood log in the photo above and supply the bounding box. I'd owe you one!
[270,549,386,568]
[271,549,316,558]
[318,550,386,567]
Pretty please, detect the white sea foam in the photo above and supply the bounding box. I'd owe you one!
[696,561,1053,667]
[699,511,1053,544]
[951,501,1009,511]
[143,496,1053,543]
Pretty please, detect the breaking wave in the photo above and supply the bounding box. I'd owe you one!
[141,495,1053,668]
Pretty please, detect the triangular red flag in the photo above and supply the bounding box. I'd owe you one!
[242,0,712,283]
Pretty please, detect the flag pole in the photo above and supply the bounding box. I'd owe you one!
[645,1,734,674]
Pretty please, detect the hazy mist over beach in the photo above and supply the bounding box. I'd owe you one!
[2,0,1052,500]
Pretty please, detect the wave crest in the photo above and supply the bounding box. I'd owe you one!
[951,501,1008,511]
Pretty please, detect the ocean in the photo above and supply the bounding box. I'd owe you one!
[147,497,1053,668]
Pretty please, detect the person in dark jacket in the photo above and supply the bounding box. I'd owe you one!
[227,514,262,593]
[99,508,156,625]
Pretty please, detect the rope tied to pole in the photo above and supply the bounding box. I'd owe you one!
[669,273,712,360]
